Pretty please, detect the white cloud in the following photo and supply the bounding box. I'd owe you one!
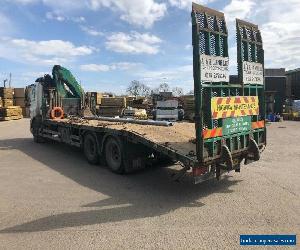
[0,38,96,65]
[42,0,86,11]
[80,26,104,36]
[7,0,39,3]
[72,16,86,23]
[105,32,162,54]
[224,0,300,70]
[80,62,140,72]
[0,12,15,36]
[8,0,166,28]
[46,11,65,22]
[45,11,86,23]
[135,64,193,91]
[88,0,167,28]
[223,0,255,23]
[185,44,192,50]
[80,64,110,72]
[168,0,212,10]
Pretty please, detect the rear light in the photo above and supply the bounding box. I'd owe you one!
[192,167,208,176]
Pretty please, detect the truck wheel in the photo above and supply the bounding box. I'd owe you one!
[105,137,124,174]
[83,133,99,164]
[31,118,44,143]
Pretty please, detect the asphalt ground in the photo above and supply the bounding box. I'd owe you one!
[0,119,299,249]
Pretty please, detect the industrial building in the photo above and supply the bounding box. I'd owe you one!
[265,68,286,114]
[286,68,300,99]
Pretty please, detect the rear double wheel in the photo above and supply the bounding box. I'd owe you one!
[105,137,124,174]
[83,133,99,164]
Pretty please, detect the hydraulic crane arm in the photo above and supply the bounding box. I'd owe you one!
[52,65,84,99]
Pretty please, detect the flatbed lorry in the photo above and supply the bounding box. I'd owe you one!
[29,4,266,184]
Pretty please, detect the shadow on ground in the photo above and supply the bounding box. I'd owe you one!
[0,137,242,233]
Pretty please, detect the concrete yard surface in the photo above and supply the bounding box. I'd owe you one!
[0,119,299,249]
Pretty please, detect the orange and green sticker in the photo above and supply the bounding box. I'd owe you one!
[211,96,259,119]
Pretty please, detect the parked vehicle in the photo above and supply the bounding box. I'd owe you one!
[29,3,266,184]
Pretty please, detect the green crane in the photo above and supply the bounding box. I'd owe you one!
[36,65,84,99]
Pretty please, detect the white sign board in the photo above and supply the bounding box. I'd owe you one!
[200,55,229,83]
[243,61,264,85]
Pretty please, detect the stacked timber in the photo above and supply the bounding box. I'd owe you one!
[97,97,126,117]
[182,95,195,121]
[0,106,23,121]
[90,92,103,105]
[0,87,14,108]
[0,87,23,121]
[14,88,27,117]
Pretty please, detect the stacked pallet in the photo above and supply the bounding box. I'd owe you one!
[0,87,14,107]
[14,88,27,117]
[0,87,23,121]
[0,106,23,121]
[97,97,126,117]
[182,95,195,121]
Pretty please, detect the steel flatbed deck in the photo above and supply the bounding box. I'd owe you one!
[42,118,198,167]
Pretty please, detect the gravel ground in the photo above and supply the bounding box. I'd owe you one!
[0,119,299,249]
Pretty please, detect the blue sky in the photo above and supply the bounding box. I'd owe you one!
[0,0,299,94]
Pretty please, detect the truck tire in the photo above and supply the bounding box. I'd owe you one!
[31,118,44,143]
[105,136,124,174]
[83,133,99,164]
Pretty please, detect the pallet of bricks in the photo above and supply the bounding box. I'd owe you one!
[182,95,195,121]
[0,87,23,121]
[97,97,126,117]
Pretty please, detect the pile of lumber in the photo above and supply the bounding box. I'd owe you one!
[101,97,126,107]
[14,88,28,117]
[0,87,24,121]
[0,106,23,121]
[97,97,126,117]
[182,95,195,121]
[0,87,14,108]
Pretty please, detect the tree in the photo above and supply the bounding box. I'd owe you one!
[127,80,150,97]
[187,90,194,95]
[158,83,170,92]
[172,87,184,97]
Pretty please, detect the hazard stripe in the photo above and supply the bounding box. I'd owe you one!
[252,120,265,129]
[210,128,217,138]
[212,111,218,119]
[217,98,223,105]
[203,128,222,139]
[235,97,241,103]
[211,96,259,119]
